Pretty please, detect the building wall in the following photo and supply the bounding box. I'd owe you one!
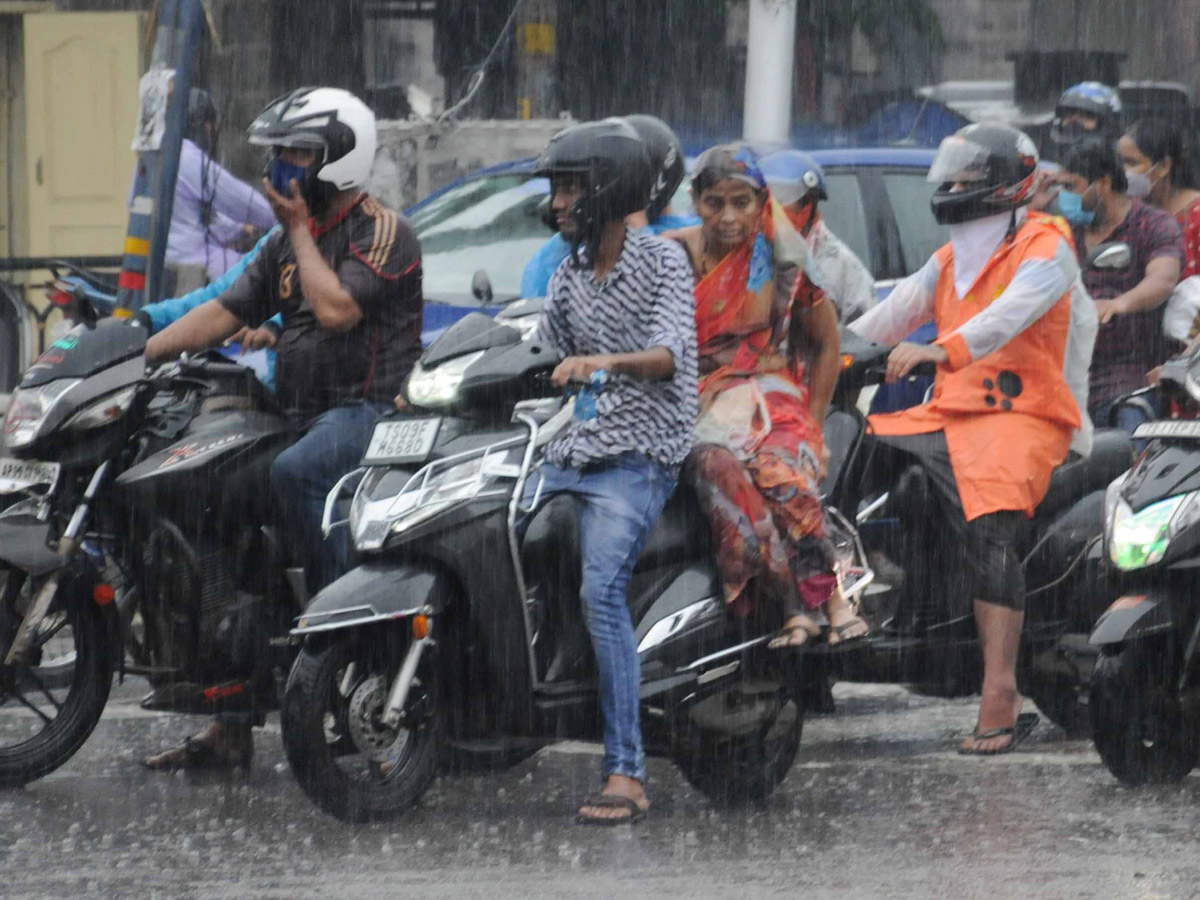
[929,0,1031,81]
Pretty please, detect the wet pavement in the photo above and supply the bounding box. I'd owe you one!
[2,680,1198,900]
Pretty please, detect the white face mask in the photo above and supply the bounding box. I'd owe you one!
[948,211,1022,299]
[1125,168,1152,199]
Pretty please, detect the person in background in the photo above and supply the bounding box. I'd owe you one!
[520,114,697,299]
[1047,82,1122,157]
[163,88,277,292]
[1053,137,1184,431]
[668,145,866,650]
[1119,119,1200,279]
[759,149,876,323]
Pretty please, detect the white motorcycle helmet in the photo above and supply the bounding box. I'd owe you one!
[248,86,377,214]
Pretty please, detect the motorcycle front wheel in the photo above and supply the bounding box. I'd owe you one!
[282,634,438,823]
[0,568,113,787]
[1090,638,1200,785]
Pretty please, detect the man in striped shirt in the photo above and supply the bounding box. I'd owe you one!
[528,120,698,824]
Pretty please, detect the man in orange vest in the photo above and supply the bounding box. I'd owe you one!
[851,124,1098,754]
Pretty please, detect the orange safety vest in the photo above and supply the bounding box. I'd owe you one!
[868,217,1080,521]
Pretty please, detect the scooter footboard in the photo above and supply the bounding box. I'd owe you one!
[1090,591,1177,647]
[292,563,453,636]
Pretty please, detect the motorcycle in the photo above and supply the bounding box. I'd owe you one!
[1088,345,1200,784]
[0,297,297,787]
[280,311,875,823]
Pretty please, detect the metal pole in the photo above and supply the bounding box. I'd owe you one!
[742,0,797,144]
[117,0,205,311]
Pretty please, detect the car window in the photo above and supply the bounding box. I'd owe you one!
[410,174,551,303]
[819,173,872,274]
[881,171,950,274]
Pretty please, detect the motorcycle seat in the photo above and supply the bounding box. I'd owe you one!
[1036,428,1133,521]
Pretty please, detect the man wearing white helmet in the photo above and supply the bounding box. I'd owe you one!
[144,87,423,771]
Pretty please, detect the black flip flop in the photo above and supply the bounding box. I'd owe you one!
[826,617,870,648]
[958,712,1040,756]
[576,793,648,826]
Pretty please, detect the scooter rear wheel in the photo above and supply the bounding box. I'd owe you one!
[1090,639,1200,785]
[674,680,802,805]
[282,634,438,823]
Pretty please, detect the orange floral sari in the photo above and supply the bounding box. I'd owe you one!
[687,199,836,618]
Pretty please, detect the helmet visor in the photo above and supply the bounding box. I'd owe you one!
[927,136,993,185]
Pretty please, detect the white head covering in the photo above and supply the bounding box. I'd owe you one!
[949,208,1026,299]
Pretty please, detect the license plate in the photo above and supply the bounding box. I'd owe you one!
[362,418,441,466]
[1132,420,1200,441]
[0,457,60,494]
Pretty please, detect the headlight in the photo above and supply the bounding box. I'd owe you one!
[63,385,138,432]
[405,350,485,408]
[1108,489,1200,570]
[502,313,540,340]
[3,379,81,449]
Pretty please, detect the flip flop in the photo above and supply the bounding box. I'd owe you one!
[142,734,253,772]
[576,793,648,826]
[768,617,822,650]
[958,712,1040,756]
[826,617,870,647]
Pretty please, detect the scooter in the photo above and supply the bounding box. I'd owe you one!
[280,311,875,823]
[0,295,297,787]
[1088,344,1200,784]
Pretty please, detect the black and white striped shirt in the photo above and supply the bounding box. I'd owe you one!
[537,229,699,470]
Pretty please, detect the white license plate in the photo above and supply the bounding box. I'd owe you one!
[1133,420,1200,441]
[362,418,442,466]
[0,457,60,494]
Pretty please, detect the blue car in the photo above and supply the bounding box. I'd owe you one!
[407,148,947,344]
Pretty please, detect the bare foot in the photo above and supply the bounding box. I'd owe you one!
[768,613,821,649]
[577,774,650,823]
[959,685,1024,753]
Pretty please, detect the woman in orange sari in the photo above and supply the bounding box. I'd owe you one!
[670,145,866,647]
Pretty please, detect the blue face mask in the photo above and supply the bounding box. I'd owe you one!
[270,158,309,197]
[1057,188,1096,226]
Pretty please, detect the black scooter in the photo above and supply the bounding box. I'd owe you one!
[280,312,875,823]
[1088,345,1200,784]
[0,303,296,787]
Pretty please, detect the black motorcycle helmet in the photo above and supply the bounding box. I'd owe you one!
[1050,82,1122,146]
[185,88,218,148]
[619,114,685,220]
[534,119,652,260]
[928,123,1039,226]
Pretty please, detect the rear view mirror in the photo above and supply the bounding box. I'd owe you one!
[1084,242,1132,271]
[471,269,494,305]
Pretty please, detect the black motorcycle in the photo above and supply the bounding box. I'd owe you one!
[280,311,877,823]
[1088,345,1200,784]
[0,307,296,786]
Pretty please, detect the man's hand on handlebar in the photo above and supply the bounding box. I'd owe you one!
[885,342,948,384]
[552,355,614,388]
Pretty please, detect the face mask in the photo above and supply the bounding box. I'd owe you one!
[1125,169,1152,199]
[1057,188,1096,226]
[270,158,310,197]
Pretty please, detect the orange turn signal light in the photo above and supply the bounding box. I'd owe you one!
[841,353,856,370]
[412,614,430,640]
[1109,595,1147,612]
[93,584,115,606]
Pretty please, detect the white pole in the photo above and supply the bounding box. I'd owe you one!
[743,0,797,144]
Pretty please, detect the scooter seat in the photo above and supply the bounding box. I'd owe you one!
[1037,428,1133,521]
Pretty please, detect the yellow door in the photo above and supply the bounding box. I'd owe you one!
[23,12,141,257]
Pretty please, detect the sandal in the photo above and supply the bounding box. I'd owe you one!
[827,616,870,646]
[768,615,821,650]
[958,712,1039,756]
[142,732,253,772]
[576,793,648,826]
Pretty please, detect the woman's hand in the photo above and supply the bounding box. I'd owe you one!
[885,342,948,384]
[1095,298,1123,325]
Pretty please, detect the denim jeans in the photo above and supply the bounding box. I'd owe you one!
[270,401,391,596]
[1109,392,1161,453]
[521,454,676,782]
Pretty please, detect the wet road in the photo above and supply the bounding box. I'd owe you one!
[2,681,1197,900]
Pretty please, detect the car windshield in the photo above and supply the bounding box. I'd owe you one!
[410,173,696,305]
[409,174,551,305]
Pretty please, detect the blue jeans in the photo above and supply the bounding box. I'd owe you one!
[521,454,676,782]
[270,402,391,595]
[1109,392,1161,453]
